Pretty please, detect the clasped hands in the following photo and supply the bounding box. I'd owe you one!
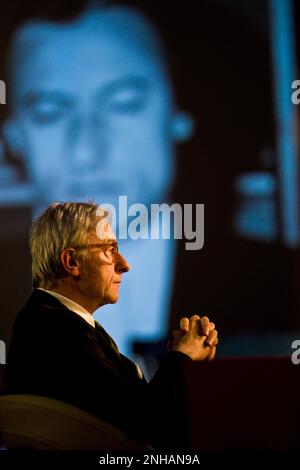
[168,315,219,361]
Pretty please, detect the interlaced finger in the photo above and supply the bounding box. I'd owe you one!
[180,317,190,333]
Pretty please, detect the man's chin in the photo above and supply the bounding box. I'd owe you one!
[106,296,119,304]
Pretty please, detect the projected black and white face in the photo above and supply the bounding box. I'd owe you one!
[4,7,191,212]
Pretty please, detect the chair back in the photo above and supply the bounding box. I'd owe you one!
[0,394,149,450]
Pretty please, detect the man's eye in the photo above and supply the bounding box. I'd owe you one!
[28,102,68,124]
[104,245,118,259]
[104,246,113,255]
[112,246,118,256]
[108,89,146,113]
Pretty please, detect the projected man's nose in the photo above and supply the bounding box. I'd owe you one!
[68,114,108,172]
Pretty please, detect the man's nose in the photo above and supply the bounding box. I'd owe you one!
[68,114,107,171]
[116,252,130,274]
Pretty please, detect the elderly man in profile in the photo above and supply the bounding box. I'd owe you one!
[3,202,218,448]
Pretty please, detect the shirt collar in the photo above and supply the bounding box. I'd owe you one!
[37,288,95,328]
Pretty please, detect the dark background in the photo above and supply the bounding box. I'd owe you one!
[1,0,300,390]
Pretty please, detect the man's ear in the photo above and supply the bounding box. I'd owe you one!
[60,249,81,278]
[1,119,26,159]
[170,111,195,142]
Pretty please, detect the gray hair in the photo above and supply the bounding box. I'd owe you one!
[29,201,106,289]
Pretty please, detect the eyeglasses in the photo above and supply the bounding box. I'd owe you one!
[73,240,119,262]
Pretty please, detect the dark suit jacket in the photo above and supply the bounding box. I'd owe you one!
[3,290,191,448]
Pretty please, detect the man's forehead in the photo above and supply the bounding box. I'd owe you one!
[9,7,169,104]
[10,7,165,69]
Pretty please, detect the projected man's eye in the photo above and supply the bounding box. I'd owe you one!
[108,87,147,113]
[29,101,69,124]
[23,94,72,125]
[100,78,149,115]
[32,104,65,124]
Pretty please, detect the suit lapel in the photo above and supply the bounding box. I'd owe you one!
[94,322,144,383]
